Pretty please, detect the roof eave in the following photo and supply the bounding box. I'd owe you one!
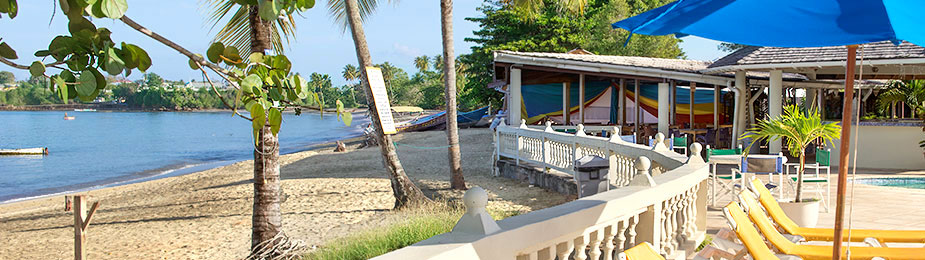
[702,58,925,74]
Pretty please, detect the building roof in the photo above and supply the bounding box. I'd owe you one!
[708,41,925,70]
[495,50,712,74]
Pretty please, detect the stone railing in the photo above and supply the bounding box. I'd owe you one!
[375,121,710,260]
[496,120,680,187]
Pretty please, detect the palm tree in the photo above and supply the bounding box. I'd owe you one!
[414,55,430,72]
[740,105,841,202]
[203,1,282,252]
[440,0,465,190]
[878,80,925,120]
[501,0,587,17]
[343,0,429,208]
[342,64,360,83]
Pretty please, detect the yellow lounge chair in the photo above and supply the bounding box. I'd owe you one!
[749,178,925,244]
[618,242,664,260]
[722,202,801,260]
[738,191,925,260]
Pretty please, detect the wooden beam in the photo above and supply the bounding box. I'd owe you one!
[517,64,666,82]
[714,84,720,146]
[564,82,571,125]
[690,82,696,127]
[634,79,640,136]
[579,74,585,125]
[620,79,626,127]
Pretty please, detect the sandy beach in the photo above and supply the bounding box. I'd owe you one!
[0,128,570,259]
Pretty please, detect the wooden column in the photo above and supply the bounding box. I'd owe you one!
[714,84,721,146]
[670,80,677,125]
[658,82,670,135]
[769,70,784,154]
[620,79,626,127]
[564,82,571,125]
[579,74,586,125]
[634,79,640,134]
[689,82,696,127]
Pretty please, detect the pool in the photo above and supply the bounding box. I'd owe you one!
[853,177,925,189]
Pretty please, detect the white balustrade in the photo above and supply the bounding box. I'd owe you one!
[375,124,710,260]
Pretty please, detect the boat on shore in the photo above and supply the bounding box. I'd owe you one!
[73,109,97,112]
[0,147,48,155]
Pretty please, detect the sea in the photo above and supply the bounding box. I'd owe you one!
[0,110,368,203]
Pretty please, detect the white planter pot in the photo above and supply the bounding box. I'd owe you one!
[778,200,821,228]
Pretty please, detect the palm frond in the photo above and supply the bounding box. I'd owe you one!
[201,0,299,55]
[327,0,392,33]
[740,105,841,157]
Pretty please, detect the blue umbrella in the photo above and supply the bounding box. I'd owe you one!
[612,0,925,257]
[613,0,925,47]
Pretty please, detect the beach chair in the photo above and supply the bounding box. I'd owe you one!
[705,145,743,163]
[783,147,831,212]
[722,202,802,260]
[618,242,664,260]
[736,191,925,260]
[621,132,637,144]
[748,178,925,244]
[714,153,784,204]
[648,136,674,150]
[672,134,689,155]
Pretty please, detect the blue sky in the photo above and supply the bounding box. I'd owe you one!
[0,1,727,87]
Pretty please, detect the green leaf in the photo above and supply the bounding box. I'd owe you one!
[54,76,68,104]
[250,102,266,143]
[258,0,279,21]
[206,42,224,63]
[76,70,97,97]
[268,88,282,101]
[297,0,314,11]
[119,43,150,72]
[0,0,18,18]
[296,75,309,99]
[268,107,282,136]
[90,68,106,90]
[272,55,291,71]
[104,47,125,75]
[77,88,100,102]
[0,42,17,59]
[241,74,262,94]
[222,46,241,64]
[67,17,96,35]
[248,52,264,64]
[87,0,106,18]
[29,61,45,78]
[341,111,352,126]
[100,0,127,19]
[188,54,203,70]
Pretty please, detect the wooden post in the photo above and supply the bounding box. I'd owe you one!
[564,82,571,125]
[690,82,696,127]
[70,195,100,260]
[713,84,720,146]
[634,79,640,137]
[620,79,626,127]
[579,74,586,125]
[670,80,676,125]
[832,45,858,259]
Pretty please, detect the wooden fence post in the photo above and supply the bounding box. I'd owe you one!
[69,195,100,260]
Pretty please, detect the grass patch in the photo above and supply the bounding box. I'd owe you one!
[305,204,523,260]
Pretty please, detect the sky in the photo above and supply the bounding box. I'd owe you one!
[0,1,728,87]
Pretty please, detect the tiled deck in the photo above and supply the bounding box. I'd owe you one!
[706,168,925,244]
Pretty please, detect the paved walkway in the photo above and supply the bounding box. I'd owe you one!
[705,168,925,243]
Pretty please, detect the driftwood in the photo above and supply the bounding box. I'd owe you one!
[244,232,306,260]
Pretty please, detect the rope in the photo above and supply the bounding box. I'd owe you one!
[846,44,866,258]
[392,141,453,150]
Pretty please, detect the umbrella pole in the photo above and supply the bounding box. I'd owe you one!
[832,44,858,259]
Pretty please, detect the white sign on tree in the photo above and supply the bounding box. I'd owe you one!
[366,66,397,134]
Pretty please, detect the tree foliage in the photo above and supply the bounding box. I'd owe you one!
[0,71,14,84]
[460,0,685,111]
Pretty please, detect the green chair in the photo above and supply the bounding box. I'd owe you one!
[784,147,831,212]
[671,134,689,155]
[705,145,742,163]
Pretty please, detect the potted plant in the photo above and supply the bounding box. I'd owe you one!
[741,105,841,227]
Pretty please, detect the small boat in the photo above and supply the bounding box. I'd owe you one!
[63,112,76,120]
[0,147,48,155]
[457,106,490,128]
[73,109,97,112]
[395,111,447,132]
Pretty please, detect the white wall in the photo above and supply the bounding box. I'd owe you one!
[829,124,925,170]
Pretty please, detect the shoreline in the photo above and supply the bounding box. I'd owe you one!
[0,104,369,113]
[0,133,368,206]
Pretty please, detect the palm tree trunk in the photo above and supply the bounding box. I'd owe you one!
[795,150,805,203]
[344,0,428,208]
[440,0,465,190]
[248,5,281,252]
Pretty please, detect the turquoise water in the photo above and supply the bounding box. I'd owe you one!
[0,111,367,203]
[853,177,925,189]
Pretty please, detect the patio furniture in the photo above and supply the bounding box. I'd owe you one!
[672,133,689,155]
[738,191,925,259]
[748,178,925,244]
[783,147,832,212]
[712,153,785,206]
[618,242,664,260]
[722,203,802,260]
[620,132,637,144]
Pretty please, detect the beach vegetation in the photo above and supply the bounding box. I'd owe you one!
[740,105,841,203]
[305,205,522,260]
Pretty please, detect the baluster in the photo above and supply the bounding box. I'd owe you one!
[616,219,628,253]
[537,246,554,260]
[574,233,589,260]
[686,186,699,237]
[677,190,691,244]
[671,195,682,252]
[602,225,616,260]
[588,230,603,260]
[661,198,673,255]
[556,240,575,260]
[626,215,638,250]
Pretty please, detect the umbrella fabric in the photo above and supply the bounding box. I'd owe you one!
[613,0,925,48]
